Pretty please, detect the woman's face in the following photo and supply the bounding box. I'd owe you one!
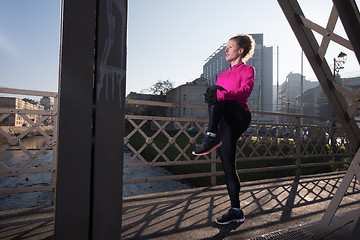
[225,39,244,65]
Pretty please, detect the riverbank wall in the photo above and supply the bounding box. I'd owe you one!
[0,126,54,136]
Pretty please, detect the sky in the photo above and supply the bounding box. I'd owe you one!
[0,0,359,96]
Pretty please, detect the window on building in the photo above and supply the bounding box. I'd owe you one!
[183,108,186,115]
[183,94,186,101]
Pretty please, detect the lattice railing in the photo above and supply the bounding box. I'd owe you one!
[0,91,355,201]
[0,88,58,203]
[124,100,355,185]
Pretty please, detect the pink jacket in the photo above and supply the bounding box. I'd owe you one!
[216,62,255,111]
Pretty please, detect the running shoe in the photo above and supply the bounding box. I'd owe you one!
[192,134,222,155]
[215,208,245,225]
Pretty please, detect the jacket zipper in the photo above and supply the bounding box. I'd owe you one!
[227,66,232,78]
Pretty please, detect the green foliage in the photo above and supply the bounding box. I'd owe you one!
[149,79,174,95]
[126,129,197,163]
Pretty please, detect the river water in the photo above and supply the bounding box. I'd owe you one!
[0,137,189,211]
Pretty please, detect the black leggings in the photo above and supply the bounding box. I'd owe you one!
[208,101,251,208]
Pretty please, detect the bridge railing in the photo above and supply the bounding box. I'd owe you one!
[0,88,355,205]
[124,99,355,186]
[0,88,58,203]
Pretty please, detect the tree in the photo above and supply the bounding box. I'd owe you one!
[149,79,174,95]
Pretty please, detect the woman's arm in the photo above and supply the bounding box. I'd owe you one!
[217,66,255,102]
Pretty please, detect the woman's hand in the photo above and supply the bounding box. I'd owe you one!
[204,85,226,105]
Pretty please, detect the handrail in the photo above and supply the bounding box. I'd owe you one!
[0,87,58,98]
[126,98,339,122]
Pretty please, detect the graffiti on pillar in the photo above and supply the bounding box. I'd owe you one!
[97,0,127,107]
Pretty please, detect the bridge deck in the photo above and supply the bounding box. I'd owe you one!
[1,172,359,239]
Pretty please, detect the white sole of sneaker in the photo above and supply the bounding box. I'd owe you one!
[215,217,245,225]
[192,141,222,156]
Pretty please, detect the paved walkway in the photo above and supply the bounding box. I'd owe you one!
[1,172,359,239]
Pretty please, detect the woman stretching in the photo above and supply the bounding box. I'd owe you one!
[193,34,255,225]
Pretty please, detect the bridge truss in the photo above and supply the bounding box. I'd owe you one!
[278,0,360,238]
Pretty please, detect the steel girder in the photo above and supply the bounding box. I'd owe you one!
[278,0,360,239]
[55,0,127,239]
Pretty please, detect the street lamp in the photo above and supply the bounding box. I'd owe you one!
[330,52,347,120]
[333,51,347,76]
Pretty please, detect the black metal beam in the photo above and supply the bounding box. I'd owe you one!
[91,0,127,238]
[55,0,127,239]
[278,0,360,151]
[278,1,360,239]
[55,0,97,238]
[333,0,360,65]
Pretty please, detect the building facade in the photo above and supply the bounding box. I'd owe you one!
[40,96,52,111]
[202,33,273,112]
[296,76,360,121]
[279,72,319,114]
[0,97,45,126]
[166,77,208,121]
